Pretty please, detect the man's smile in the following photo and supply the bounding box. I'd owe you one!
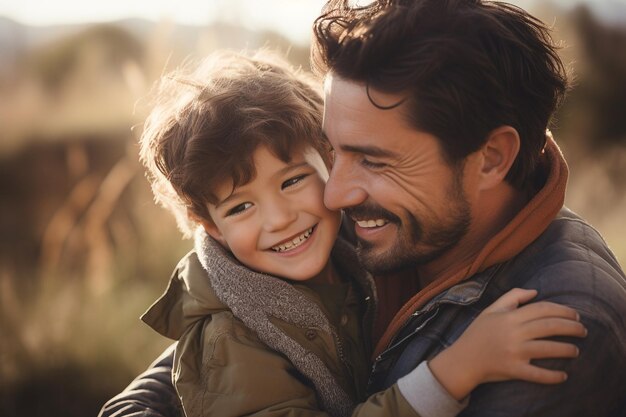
[354,219,388,228]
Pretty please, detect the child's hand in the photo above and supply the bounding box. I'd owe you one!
[428,288,587,401]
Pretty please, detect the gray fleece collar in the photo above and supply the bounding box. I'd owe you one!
[194,229,373,417]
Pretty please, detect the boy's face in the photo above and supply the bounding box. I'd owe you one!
[203,145,342,282]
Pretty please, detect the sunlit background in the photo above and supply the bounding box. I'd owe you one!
[1,1,625,416]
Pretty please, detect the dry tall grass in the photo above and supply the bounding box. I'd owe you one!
[0,6,624,417]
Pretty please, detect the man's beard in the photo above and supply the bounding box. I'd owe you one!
[347,171,471,275]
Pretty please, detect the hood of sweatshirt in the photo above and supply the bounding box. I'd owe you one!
[140,248,227,341]
[373,133,569,356]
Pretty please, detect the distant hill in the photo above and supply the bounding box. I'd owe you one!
[0,4,623,152]
[546,0,626,25]
[0,16,310,69]
[0,16,311,155]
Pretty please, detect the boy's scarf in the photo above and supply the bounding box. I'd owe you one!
[194,229,370,417]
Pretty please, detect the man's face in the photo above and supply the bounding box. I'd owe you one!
[322,74,472,274]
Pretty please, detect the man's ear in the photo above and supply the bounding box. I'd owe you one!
[478,126,520,190]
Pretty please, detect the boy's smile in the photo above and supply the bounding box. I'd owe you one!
[269,225,315,253]
[203,145,341,282]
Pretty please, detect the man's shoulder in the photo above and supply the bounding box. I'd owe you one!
[548,207,614,251]
[516,207,622,276]
[497,207,626,320]
[459,210,626,417]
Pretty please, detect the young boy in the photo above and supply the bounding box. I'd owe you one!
[137,50,585,417]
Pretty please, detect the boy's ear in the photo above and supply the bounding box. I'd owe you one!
[200,220,228,247]
[187,209,228,247]
[477,126,520,191]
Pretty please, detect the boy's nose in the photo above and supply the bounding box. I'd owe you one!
[262,199,297,232]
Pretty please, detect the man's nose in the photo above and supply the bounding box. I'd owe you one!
[324,159,367,211]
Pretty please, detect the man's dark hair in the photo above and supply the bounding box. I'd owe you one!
[312,0,569,190]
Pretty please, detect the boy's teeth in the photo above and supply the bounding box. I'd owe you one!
[356,219,388,228]
[272,228,313,252]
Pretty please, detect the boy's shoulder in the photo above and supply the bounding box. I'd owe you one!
[141,249,229,340]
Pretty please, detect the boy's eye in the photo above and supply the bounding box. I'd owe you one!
[282,174,309,190]
[226,202,253,217]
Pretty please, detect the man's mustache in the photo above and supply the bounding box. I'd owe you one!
[344,203,401,224]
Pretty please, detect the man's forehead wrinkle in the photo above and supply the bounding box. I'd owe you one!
[340,144,401,160]
[324,98,371,143]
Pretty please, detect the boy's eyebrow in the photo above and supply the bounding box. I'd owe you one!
[215,191,243,210]
[275,161,310,177]
[339,144,399,159]
[215,161,311,209]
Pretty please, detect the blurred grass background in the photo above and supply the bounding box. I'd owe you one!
[0,2,625,416]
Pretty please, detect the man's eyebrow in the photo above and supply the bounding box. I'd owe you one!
[339,144,399,159]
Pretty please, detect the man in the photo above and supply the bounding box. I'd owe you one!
[100,1,626,416]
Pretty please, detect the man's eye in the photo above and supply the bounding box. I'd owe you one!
[226,202,253,216]
[282,174,309,190]
[361,158,387,169]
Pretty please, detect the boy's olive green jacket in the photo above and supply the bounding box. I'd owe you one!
[141,231,419,417]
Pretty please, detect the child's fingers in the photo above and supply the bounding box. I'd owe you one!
[523,340,580,359]
[514,364,568,385]
[483,288,538,313]
[514,301,580,323]
[522,317,587,339]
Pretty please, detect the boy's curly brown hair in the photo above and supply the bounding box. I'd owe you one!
[140,50,329,237]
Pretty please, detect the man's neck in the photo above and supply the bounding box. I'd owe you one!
[417,185,528,284]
